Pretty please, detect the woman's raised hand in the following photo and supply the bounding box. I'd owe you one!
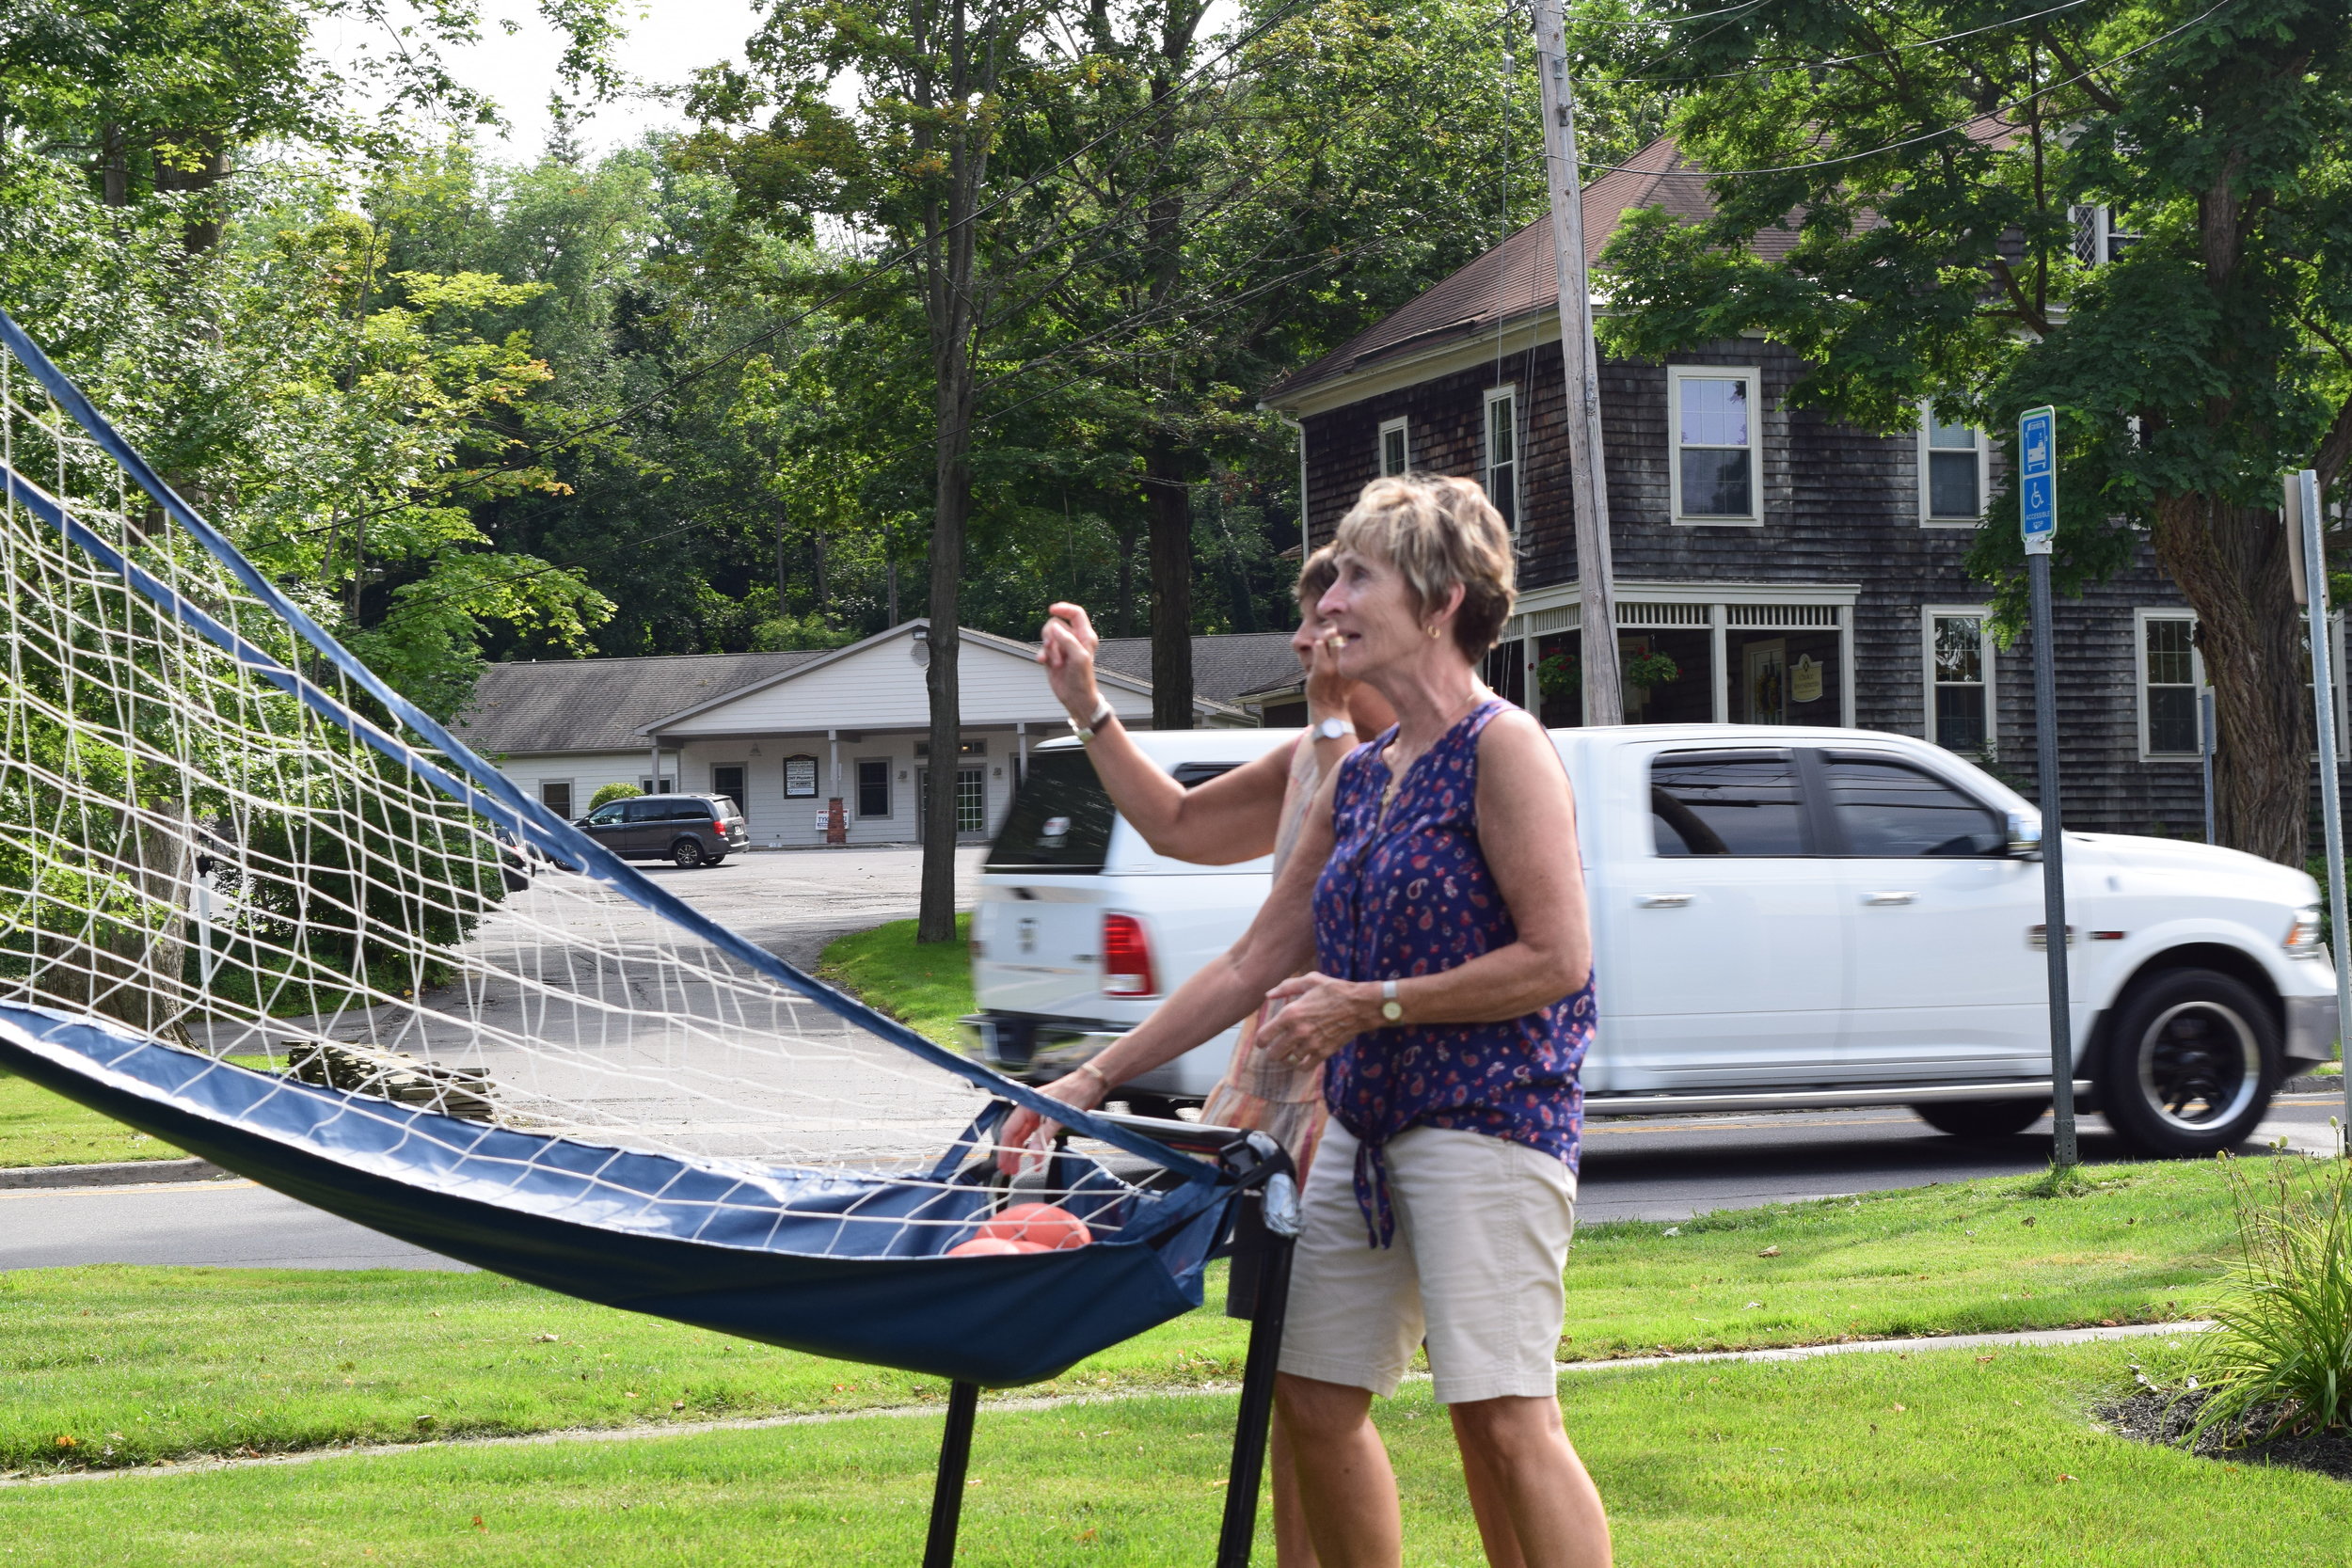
[995,1065,1108,1174]
[1038,602,1102,722]
[1253,972,1377,1068]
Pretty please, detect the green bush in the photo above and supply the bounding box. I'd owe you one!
[2188,1153,2352,1443]
[588,782,642,812]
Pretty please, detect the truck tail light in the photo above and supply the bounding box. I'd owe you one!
[1102,913,1157,997]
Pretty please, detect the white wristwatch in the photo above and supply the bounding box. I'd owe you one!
[1379,978,1403,1023]
[1313,716,1354,742]
[1071,696,1115,741]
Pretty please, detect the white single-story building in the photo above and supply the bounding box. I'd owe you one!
[453,620,1302,847]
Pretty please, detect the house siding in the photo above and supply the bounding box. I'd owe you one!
[1298,336,2209,837]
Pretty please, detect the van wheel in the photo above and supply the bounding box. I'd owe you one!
[1911,1099,2050,1138]
[2099,968,2277,1157]
[670,837,707,868]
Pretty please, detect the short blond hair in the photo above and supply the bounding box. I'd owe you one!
[1330,475,1516,658]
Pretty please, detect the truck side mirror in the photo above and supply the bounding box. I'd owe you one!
[2006,812,2042,860]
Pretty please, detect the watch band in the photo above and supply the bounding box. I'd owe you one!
[1071,696,1116,741]
[1312,716,1355,742]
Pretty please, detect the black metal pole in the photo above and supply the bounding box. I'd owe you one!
[923,1380,980,1568]
[1216,1177,1299,1568]
[2030,552,2077,1167]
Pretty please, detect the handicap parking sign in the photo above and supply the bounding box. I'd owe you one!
[2019,406,2057,555]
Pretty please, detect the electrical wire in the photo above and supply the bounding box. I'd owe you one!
[1580,0,2238,179]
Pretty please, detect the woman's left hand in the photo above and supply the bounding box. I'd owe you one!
[1253,972,1379,1068]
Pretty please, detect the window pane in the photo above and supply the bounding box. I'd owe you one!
[2146,619,2195,686]
[1487,398,1515,467]
[540,781,572,818]
[1488,461,1517,528]
[1933,686,1987,750]
[1931,616,1983,684]
[1680,448,1753,515]
[1927,415,1977,451]
[710,766,745,809]
[2148,687,2200,754]
[1649,754,1807,856]
[1928,450,1979,517]
[1826,758,2005,857]
[1381,425,1406,476]
[1678,377,1749,446]
[957,768,986,833]
[857,758,891,817]
[987,751,1114,870]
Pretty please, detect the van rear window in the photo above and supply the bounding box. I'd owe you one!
[989,751,1117,872]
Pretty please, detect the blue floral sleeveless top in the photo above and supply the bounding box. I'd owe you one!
[1311,698,1594,1246]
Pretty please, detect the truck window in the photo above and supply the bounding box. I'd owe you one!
[987,750,1117,873]
[1171,762,1240,788]
[1823,756,2006,857]
[1650,753,1807,856]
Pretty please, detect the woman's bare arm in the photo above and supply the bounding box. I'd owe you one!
[998,768,1340,1155]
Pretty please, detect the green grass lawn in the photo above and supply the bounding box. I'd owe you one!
[815,913,973,1048]
[1,1160,2251,1474]
[1,1340,2337,1566]
[0,1069,189,1169]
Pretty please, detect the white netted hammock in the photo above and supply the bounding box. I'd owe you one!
[0,309,1295,1564]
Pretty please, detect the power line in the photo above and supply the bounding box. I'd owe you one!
[1581,0,2238,179]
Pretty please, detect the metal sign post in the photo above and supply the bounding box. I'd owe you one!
[2287,468,2352,1137]
[2020,406,2076,1167]
[2200,689,2217,846]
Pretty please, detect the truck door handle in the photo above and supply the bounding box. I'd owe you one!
[1637,893,1693,909]
[1864,891,1917,906]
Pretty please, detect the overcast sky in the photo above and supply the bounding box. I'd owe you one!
[314,0,768,162]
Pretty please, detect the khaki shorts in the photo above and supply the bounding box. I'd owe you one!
[1276,1122,1576,1404]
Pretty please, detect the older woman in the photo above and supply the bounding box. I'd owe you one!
[1013,475,1609,1568]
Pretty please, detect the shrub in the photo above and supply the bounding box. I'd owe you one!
[587,782,642,812]
[2186,1153,2352,1444]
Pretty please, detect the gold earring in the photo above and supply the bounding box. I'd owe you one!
[1426,624,1440,640]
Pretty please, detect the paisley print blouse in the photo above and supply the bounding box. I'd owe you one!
[1311,698,1594,1246]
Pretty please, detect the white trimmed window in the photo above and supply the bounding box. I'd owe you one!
[1668,366,1760,524]
[539,779,574,819]
[1378,417,1409,478]
[2137,610,2203,759]
[1922,608,1994,752]
[1920,405,1988,525]
[1483,388,1518,530]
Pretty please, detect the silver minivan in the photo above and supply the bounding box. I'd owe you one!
[963,730,1294,1116]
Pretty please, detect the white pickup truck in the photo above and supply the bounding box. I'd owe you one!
[964,723,2337,1157]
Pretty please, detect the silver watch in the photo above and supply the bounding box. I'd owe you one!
[1312,716,1354,742]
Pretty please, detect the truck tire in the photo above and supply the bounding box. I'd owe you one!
[1911,1098,2050,1139]
[2098,967,2278,1157]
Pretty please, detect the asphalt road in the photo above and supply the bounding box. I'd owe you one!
[8,1095,2344,1272]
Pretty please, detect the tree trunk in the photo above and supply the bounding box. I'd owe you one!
[1147,440,1195,730]
[2152,493,2310,865]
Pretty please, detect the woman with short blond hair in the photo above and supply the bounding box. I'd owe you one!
[1020,474,1610,1567]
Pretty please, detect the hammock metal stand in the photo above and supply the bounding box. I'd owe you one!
[921,1111,1299,1568]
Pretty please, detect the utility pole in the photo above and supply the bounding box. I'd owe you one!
[1531,0,1620,724]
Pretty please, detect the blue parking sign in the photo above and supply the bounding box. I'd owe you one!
[2019,405,2057,555]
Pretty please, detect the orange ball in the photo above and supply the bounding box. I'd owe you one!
[977,1202,1092,1251]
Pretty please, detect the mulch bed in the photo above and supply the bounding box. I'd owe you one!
[2100,1387,2352,1482]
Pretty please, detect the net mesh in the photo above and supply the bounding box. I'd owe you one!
[0,317,1184,1255]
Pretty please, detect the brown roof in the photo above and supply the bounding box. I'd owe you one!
[1268,136,1809,404]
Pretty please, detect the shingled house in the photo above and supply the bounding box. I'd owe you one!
[453,622,1299,847]
[1263,136,2247,836]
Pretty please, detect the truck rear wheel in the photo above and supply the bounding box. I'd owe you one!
[1911,1098,2050,1139]
[2098,968,2277,1157]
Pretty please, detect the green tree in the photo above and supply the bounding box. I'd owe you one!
[1598,0,2352,864]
